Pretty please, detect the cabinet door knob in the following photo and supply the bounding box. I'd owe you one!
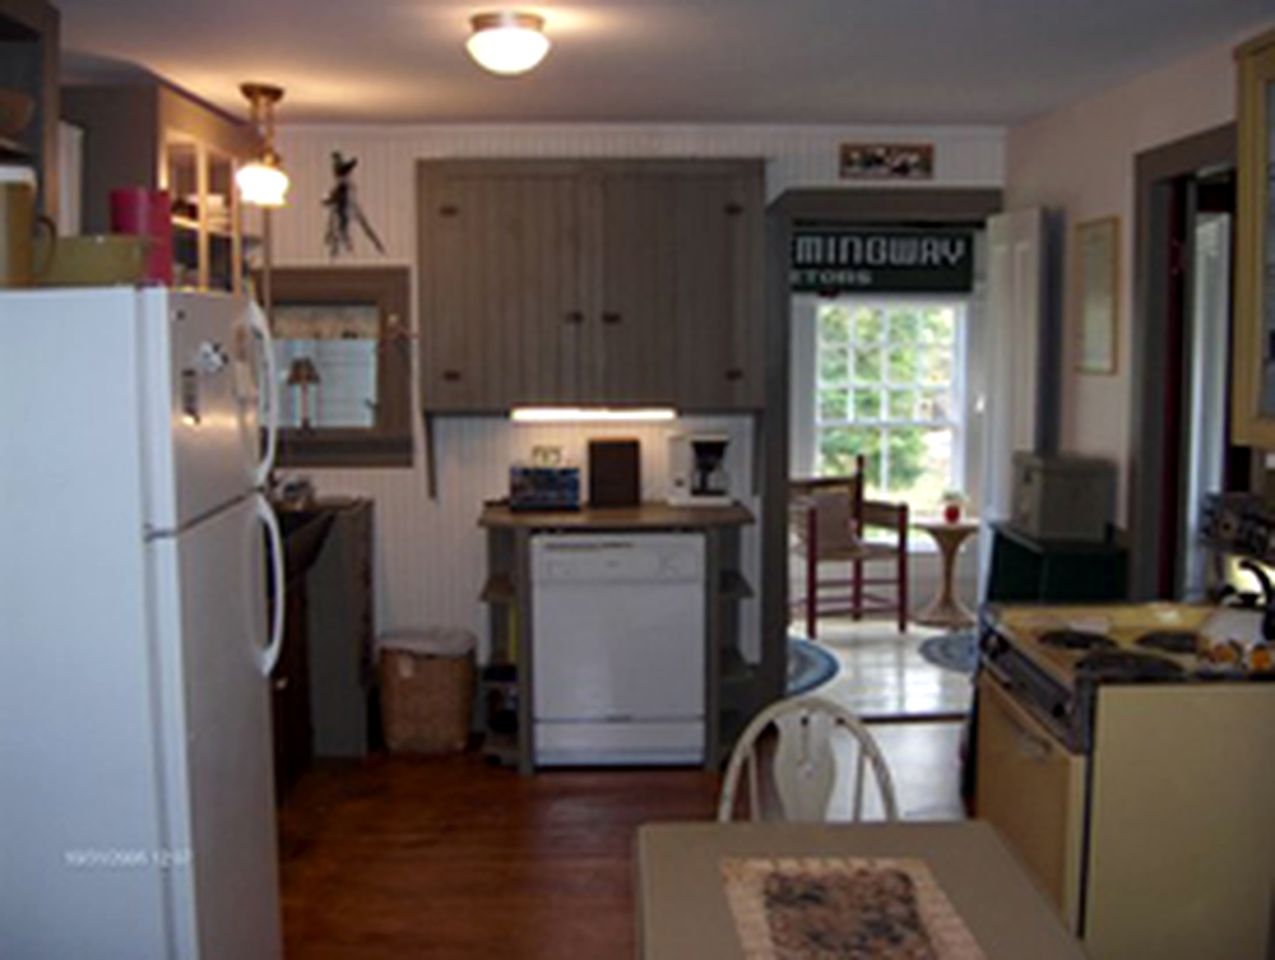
[564,310,585,325]
[442,369,463,382]
[724,203,744,216]
[274,677,289,692]
[439,204,459,217]
[725,368,745,381]
[601,311,622,325]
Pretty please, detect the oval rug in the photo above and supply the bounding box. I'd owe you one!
[918,630,978,676]
[787,636,840,695]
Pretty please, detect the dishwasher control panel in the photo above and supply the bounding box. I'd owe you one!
[530,533,705,583]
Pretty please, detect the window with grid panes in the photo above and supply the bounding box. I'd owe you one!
[814,301,964,514]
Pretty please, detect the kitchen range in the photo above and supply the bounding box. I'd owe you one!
[976,602,1275,960]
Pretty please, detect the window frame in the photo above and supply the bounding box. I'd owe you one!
[801,295,970,512]
[259,266,413,468]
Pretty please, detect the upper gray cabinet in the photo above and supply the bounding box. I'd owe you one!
[1,0,59,218]
[1234,28,1275,448]
[417,159,765,412]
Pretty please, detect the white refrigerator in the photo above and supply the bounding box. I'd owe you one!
[0,287,286,959]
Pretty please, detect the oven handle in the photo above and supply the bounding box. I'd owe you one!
[984,670,1060,762]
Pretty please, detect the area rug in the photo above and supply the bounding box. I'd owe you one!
[787,636,840,695]
[918,630,978,676]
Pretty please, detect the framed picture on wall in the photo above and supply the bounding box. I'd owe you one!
[1074,216,1120,375]
[839,142,934,180]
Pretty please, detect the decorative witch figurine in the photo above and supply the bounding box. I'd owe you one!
[321,151,385,257]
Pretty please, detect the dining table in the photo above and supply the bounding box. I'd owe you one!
[636,819,1088,959]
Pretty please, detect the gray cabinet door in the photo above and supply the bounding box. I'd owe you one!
[672,169,766,410]
[420,163,587,410]
[588,172,680,404]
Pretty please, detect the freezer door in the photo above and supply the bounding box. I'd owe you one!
[140,290,271,532]
[149,497,281,959]
[1,288,172,958]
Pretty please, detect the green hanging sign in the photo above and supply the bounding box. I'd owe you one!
[791,227,974,294]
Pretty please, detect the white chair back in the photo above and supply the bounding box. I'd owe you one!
[717,694,898,823]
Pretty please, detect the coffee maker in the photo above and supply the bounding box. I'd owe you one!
[667,433,732,506]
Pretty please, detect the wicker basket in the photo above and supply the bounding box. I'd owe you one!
[378,629,476,755]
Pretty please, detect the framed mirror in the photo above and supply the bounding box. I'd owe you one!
[259,267,412,467]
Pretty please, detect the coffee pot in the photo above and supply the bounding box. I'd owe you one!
[0,162,55,287]
[667,433,733,506]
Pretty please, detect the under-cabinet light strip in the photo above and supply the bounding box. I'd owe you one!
[510,407,678,424]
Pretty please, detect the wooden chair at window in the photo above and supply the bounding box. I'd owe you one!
[790,455,910,636]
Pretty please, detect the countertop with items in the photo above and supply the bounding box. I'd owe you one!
[479,501,754,530]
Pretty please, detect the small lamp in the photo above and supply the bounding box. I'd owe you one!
[286,357,321,429]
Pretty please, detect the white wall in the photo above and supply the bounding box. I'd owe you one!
[1004,23,1273,523]
[264,123,1004,655]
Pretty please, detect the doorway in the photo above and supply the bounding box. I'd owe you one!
[1180,175,1235,598]
[1130,125,1242,599]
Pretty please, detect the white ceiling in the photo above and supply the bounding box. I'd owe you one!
[56,0,1273,126]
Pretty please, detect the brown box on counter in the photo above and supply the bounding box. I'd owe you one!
[588,438,640,507]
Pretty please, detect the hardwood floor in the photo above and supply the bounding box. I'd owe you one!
[278,755,718,959]
[278,627,968,957]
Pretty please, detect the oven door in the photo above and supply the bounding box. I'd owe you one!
[975,672,1088,931]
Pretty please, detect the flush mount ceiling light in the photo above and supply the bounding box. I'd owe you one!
[235,83,290,207]
[466,11,551,76]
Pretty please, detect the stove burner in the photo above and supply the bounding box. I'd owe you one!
[1136,631,1200,655]
[1039,629,1116,651]
[1076,650,1186,681]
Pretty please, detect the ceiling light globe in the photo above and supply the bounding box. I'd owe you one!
[236,160,290,208]
[466,12,550,75]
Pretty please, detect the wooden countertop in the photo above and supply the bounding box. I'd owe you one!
[637,820,1087,959]
[479,501,754,530]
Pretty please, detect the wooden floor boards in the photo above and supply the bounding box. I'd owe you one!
[278,754,719,958]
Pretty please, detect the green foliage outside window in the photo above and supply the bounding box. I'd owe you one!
[814,303,961,512]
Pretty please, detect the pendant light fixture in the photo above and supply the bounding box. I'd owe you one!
[466,11,551,75]
[235,83,290,207]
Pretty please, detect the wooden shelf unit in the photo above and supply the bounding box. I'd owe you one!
[478,502,756,773]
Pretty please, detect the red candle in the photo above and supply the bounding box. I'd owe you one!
[110,187,173,285]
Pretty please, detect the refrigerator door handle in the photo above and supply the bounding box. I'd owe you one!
[246,300,279,488]
[255,493,286,676]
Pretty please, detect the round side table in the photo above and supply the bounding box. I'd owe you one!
[913,519,979,628]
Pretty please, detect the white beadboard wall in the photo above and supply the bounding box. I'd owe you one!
[264,122,1005,660]
[269,123,1004,268]
[297,415,758,662]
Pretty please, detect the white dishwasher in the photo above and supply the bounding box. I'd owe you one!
[531,532,706,767]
